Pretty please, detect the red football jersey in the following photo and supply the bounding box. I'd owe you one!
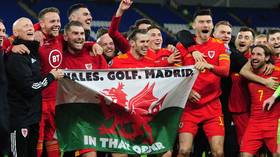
[109,16,174,67]
[248,67,280,120]
[146,48,173,67]
[272,55,280,67]
[39,34,64,99]
[110,52,155,69]
[177,37,230,107]
[62,46,108,70]
[228,51,251,113]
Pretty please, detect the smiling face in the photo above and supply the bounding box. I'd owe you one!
[13,18,35,41]
[98,33,115,58]
[250,46,269,70]
[64,25,85,53]
[268,32,280,55]
[131,33,149,57]
[70,7,92,31]
[148,28,163,51]
[192,15,213,42]
[235,31,254,53]
[40,12,61,37]
[213,24,232,44]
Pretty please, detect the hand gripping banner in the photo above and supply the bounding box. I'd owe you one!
[55,66,198,154]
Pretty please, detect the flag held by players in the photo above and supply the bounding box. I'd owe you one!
[55,66,198,154]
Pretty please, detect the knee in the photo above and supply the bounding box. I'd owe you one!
[212,149,224,157]
[162,151,172,157]
[178,147,191,157]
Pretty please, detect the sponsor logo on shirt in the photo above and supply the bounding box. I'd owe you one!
[48,49,62,68]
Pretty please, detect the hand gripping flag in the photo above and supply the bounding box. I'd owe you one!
[55,66,198,155]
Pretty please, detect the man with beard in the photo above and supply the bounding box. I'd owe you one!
[108,28,156,157]
[227,27,255,146]
[176,9,230,157]
[36,7,63,157]
[5,17,63,157]
[62,21,108,157]
[240,45,280,157]
[110,28,155,69]
[109,0,181,67]
[213,23,278,156]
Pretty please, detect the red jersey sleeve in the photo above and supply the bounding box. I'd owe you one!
[176,42,195,65]
[84,41,96,51]
[108,16,130,53]
[212,53,230,77]
[34,23,41,31]
[1,37,11,52]
[153,49,175,67]
[98,55,109,69]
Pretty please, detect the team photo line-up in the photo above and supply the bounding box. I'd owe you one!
[1,0,280,157]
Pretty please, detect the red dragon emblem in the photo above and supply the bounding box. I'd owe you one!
[99,82,166,144]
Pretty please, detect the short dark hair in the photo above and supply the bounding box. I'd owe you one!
[67,3,88,18]
[134,18,153,28]
[214,21,232,30]
[0,18,3,24]
[193,8,212,21]
[38,7,60,20]
[64,21,83,34]
[147,25,161,32]
[239,27,256,39]
[96,27,108,40]
[127,28,147,41]
[251,44,273,64]
[267,29,280,39]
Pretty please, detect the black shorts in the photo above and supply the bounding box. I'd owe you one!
[10,123,39,157]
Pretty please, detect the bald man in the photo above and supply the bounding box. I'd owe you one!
[5,17,63,157]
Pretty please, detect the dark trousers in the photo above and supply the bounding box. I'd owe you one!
[10,123,39,157]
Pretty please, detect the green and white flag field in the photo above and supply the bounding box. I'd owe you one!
[55,66,198,154]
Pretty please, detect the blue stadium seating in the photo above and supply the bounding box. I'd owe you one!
[1,1,280,39]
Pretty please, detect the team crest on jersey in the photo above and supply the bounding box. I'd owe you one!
[21,128,28,138]
[208,51,215,59]
[179,122,183,128]
[85,63,93,70]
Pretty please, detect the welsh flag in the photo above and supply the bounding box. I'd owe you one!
[55,66,198,154]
